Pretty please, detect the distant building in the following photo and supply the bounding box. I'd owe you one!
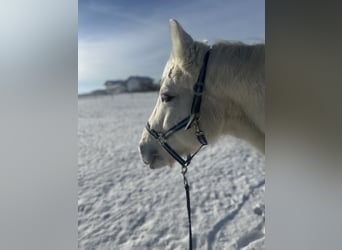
[126,76,154,92]
[104,80,126,94]
[104,76,159,94]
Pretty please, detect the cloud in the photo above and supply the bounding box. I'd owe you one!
[78,22,170,81]
[78,0,265,93]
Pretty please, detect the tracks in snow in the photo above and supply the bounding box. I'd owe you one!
[207,179,265,250]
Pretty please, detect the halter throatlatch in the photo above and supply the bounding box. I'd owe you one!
[145,48,211,250]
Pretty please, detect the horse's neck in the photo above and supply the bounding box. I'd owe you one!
[207,43,265,133]
[204,43,265,152]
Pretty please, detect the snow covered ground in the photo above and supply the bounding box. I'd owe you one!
[78,93,265,250]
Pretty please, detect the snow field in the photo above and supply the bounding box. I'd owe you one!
[78,93,265,249]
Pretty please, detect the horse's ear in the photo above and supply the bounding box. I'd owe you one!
[169,19,193,62]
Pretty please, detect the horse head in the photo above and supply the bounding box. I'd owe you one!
[139,20,221,169]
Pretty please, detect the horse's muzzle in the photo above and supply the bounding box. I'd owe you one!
[139,141,167,169]
[139,143,153,165]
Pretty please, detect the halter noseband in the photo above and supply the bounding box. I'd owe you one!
[145,49,211,167]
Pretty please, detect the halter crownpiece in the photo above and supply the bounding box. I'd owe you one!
[145,48,211,167]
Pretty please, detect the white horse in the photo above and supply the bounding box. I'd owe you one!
[139,19,264,169]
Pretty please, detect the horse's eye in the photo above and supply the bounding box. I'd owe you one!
[161,93,175,103]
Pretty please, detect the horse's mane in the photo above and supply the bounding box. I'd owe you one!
[211,41,264,64]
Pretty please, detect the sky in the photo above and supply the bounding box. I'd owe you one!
[78,0,265,94]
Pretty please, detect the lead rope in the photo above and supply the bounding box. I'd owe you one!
[181,165,192,250]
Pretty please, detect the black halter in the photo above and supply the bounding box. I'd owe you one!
[145,49,210,167]
[145,49,210,250]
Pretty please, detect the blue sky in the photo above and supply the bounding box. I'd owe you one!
[78,0,264,94]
